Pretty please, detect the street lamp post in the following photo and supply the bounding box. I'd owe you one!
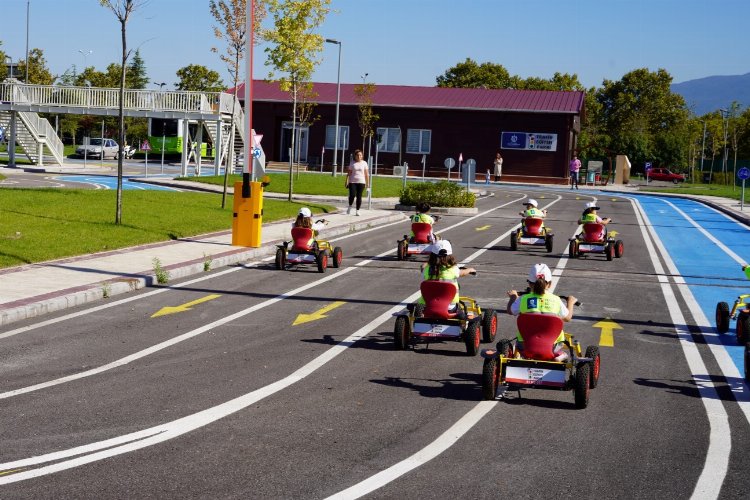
[720,108,729,185]
[25,0,30,83]
[77,49,92,76]
[325,38,341,177]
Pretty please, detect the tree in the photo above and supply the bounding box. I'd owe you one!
[210,0,267,208]
[100,0,146,225]
[0,42,8,81]
[126,49,149,89]
[17,48,54,85]
[518,72,585,91]
[264,0,331,201]
[436,58,515,89]
[175,64,225,92]
[353,81,379,160]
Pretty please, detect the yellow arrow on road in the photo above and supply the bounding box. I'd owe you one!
[151,294,221,318]
[293,301,346,326]
[475,225,491,231]
[608,230,619,237]
[594,318,622,346]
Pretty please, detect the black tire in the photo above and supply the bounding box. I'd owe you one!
[316,251,328,273]
[481,357,499,400]
[397,240,405,261]
[614,240,624,258]
[585,345,601,389]
[464,321,480,356]
[413,303,425,318]
[545,234,554,253]
[481,308,497,343]
[745,342,750,384]
[568,240,577,259]
[716,302,730,333]
[510,231,518,251]
[332,247,343,268]
[606,243,614,261]
[574,363,591,409]
[673,178,679,184]
[275,248,286,270]
[496,339,513,358]
[736,310,750,344]
[394,316,410,350]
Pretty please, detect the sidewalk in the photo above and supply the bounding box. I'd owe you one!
[0,208,407,328]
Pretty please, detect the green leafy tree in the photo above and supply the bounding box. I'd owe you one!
[518,72,585,91]
[17,48,54,85]
[354,81,379,159]
[100,0,146,225]
[210,0,267,208]
[126,49,149,89]
[175,64,225,92]
[436,58,514,89]
[264,0,331,201]
[0,41,8,80]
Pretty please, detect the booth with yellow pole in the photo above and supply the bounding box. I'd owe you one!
[232,129,268,247]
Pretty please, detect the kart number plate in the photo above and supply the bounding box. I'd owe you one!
[519,237,544,245]
[505,366,565,386]
[409,244,431,254]
[412,323,461,337]
[578,244,604,252]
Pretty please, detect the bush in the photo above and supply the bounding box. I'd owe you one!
[399,180,475,208]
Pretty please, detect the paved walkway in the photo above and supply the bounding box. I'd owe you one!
[2,164,749,328]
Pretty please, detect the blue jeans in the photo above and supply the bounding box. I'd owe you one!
[570,171,579,189]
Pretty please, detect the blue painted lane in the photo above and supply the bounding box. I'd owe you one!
[55,175,182,191]
[636,195,750,371]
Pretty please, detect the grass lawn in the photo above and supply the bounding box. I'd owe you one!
[0,188,334,269]
[179,171,411,198]
[641,183,748,200]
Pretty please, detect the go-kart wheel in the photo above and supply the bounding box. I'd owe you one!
[585,345,601,389]
[545,234,554,253]
[413,303,425,318]
[481,357,499,400]
[275,248,286,270]
[568,240,577,259]
[606,243,614,261]
[398,240,409,261]
[481,308,497,343]
[614,240,624,258]
[736,310,750,344]
[745,343,750,384]
[394,315,410,350]
[332,246,343,268]
[510,231,518,251]
[716,302,730,333]
[316,251,328,273]
[574,363,591,409]
[464,321,481,356]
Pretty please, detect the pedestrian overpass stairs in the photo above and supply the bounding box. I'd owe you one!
[0,109,65,166]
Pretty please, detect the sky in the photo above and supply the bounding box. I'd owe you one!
[1,0,749,90]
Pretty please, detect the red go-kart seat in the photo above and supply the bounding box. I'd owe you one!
[517,313,564,361]
[420,281,458,319]
[291,227,315,252]
[523,217,545,236]
[581,223,606,243]
[411,222,433,244]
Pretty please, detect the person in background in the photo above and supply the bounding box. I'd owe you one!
[493,152,503,182]
[569,155,581,190]
[485,169,491,185]
[345,149,370,216]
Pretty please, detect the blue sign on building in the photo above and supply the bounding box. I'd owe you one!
[501,132,527,150]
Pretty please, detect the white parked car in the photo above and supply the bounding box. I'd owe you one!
[76,138,119,159]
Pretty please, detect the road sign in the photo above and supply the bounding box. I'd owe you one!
[738,167,750,180]
[444,158,455,169]
[645,162,652,170]
[252,147,262,159]
[141,140,151,151]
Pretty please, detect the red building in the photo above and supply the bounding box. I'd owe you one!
[233,80,584,184]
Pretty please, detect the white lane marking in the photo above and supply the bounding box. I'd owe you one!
[628,197,729,500]
[0,194,529,481]
[325,401,496,500]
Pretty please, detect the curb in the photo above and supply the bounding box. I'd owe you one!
[0,212,407,328]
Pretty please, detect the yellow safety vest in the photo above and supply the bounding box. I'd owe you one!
[517,292,565,343]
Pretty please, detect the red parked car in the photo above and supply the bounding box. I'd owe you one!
[647,168,686,183]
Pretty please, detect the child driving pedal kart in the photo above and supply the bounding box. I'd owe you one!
[292,207,327,247]
[520,199,547,221]
[410,202,440,243]
[506,263,577,361]
[578,201,611,225]
[417,240,476,317]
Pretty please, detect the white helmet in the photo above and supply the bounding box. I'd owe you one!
[430,239,453,256]
[298,207,312,217]
[584,201,600,210]
[528,263,552,282]
[525,199,538,208]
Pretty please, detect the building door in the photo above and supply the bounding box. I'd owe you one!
[280,122,309,163]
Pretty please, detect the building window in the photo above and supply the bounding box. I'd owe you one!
[406,129,431,154]
[376,127,401,153]
[325,125,349,150]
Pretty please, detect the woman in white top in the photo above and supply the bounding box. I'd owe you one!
[345,149,370,216]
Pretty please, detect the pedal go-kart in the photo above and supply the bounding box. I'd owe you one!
[510,217,554,253]
[480,308,600,409]
[393,276,497,356]
[715,293,750,343]
[397,216,441,260]
[275,223,343,273]
[568,222,624,261]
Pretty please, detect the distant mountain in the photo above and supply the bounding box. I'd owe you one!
[671,73,750,116]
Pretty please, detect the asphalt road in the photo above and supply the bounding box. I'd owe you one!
[0,186,748,499]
